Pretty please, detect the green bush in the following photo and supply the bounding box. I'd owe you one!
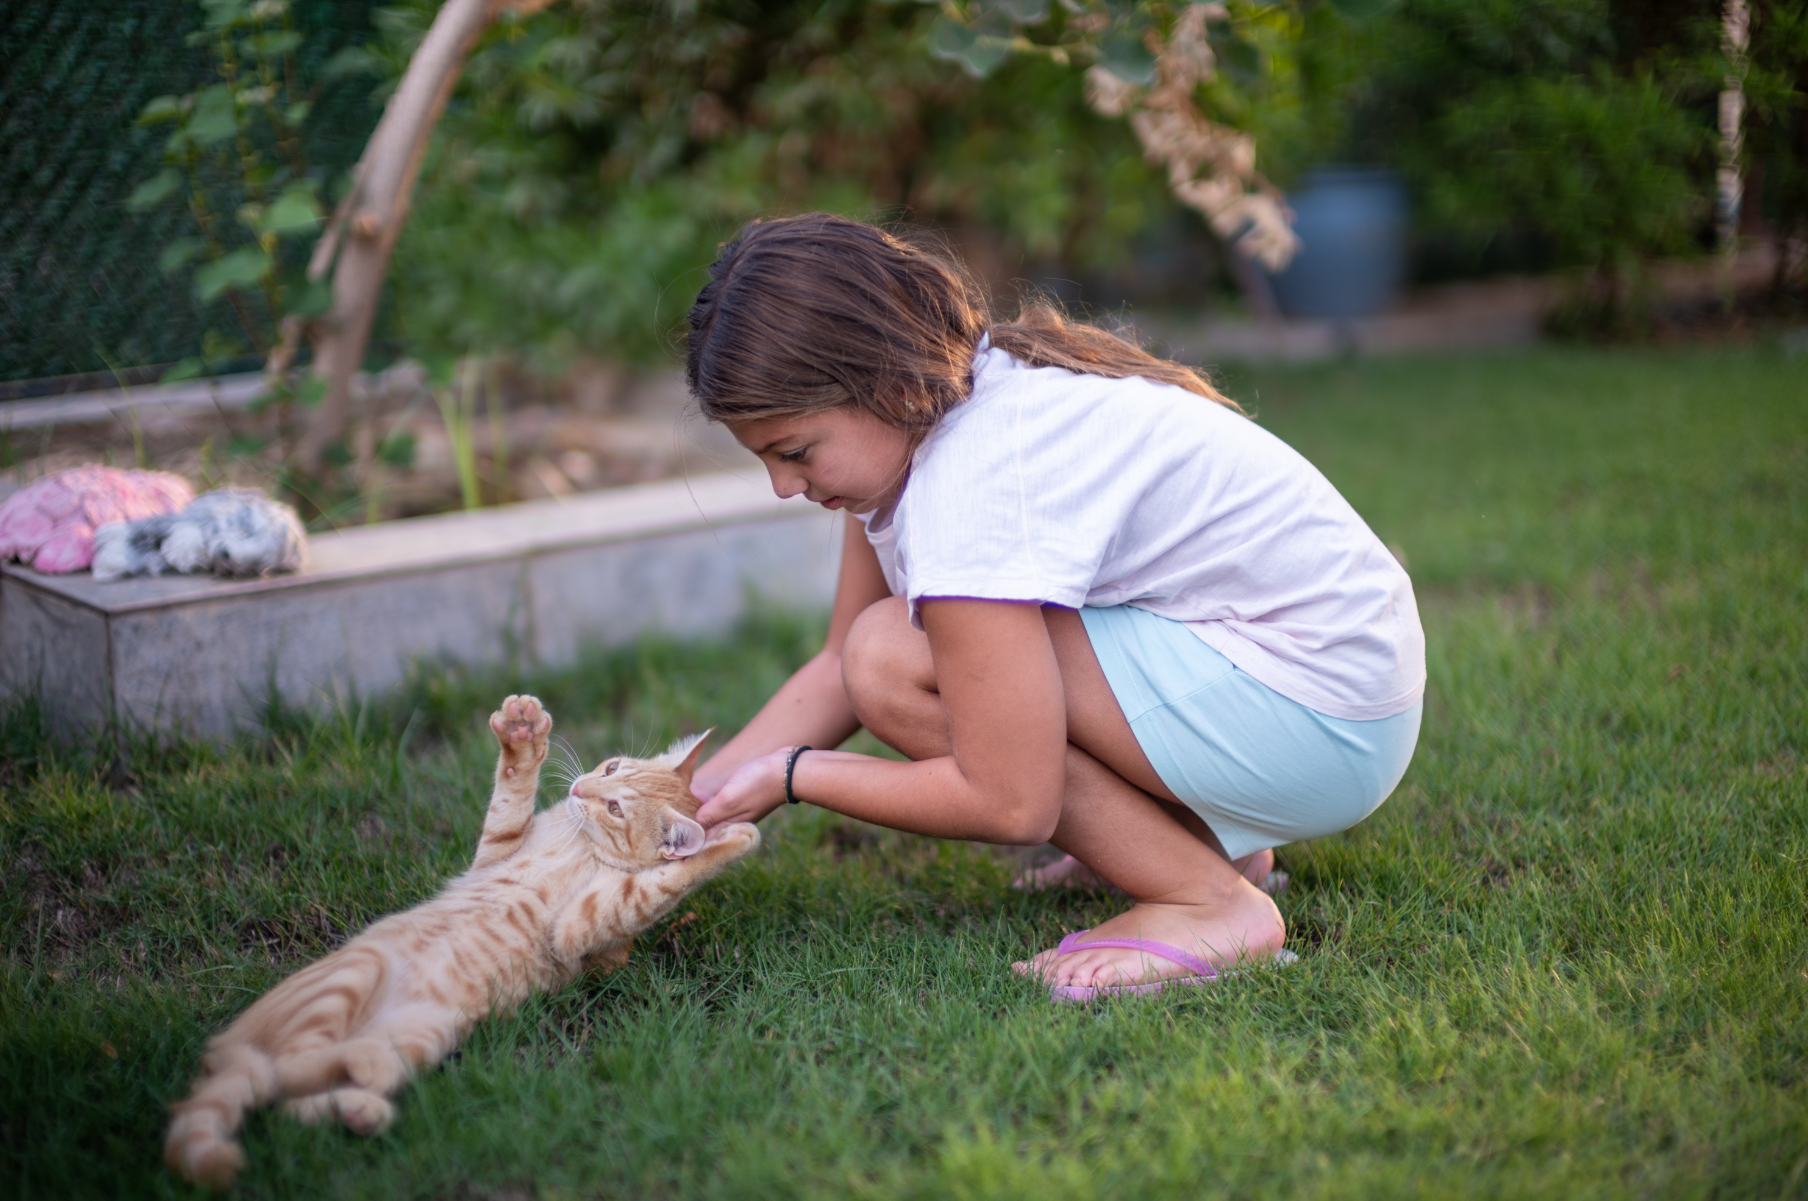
[1331,0,1712,305]
[383,0,1177,366]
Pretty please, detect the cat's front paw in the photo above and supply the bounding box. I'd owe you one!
[703,822,761,858]
[490,694,551,774]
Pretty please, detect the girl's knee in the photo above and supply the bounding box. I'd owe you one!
[843,597,935,738]
[843,597,917,690]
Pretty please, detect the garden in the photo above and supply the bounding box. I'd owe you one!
[5,346,1804,1197]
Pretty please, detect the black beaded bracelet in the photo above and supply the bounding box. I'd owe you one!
[784,745,813,805]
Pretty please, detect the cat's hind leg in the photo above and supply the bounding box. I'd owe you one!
[282,1089,395,1136]
[474,695,553,869]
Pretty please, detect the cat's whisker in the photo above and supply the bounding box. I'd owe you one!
[546,737,588,793]
[552,735,584,770]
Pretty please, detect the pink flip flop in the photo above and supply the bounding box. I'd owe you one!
[1042,929,1298,1003]
[1044,929,1220,1003]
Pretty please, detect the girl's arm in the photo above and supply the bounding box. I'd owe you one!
[694,598,1069,846]
[690,514,893,800]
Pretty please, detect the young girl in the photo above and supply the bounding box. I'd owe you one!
[688,214,1424,1001]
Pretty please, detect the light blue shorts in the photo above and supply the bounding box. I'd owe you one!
[1080,604,1422,861]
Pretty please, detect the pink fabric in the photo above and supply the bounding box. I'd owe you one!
[0,466,194,574]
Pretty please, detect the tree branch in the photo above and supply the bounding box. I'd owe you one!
[287,0,556,476]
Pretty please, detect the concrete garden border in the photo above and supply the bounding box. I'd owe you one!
[0,472,839,742]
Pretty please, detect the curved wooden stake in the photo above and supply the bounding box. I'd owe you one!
[285,0,554,476]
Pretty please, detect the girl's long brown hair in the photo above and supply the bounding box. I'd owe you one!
[685,213,1243,436]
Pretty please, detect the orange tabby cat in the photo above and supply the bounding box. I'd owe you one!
[164,695,758,1188]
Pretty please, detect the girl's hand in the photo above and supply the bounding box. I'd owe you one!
[694,747,792,830]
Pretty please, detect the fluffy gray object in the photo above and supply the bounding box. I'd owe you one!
[92,488,307,581]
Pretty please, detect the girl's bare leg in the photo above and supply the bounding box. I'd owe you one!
[843,598,1284,988]
[1017,848,1275,892]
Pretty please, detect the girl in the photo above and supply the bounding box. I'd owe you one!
[688,214,1424,1001]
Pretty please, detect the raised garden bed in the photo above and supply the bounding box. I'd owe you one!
[0,471,837,741]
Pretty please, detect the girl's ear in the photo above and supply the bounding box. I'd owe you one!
[659,729,713,783]
[659,813,707,859]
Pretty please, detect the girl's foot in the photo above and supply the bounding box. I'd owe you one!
[1014,848,1280,893]
[1011,853,1119,892]
[1012,884,1285,990]
[1236,848,1274,888]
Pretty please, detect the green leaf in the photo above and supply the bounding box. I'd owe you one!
[227,433,268,457]
[285,100,312,126]
[187,85,238,147]
[194,246,270,301]
[1208,28,1262,85]
[136,95,186,126]
[320,45,379,80]
[294,376,329,407]
[261,185,323,236]
[377,430,417,468]
[928,17,1012,78]
[125,169,183,212]
[1329,0,1396,18]
[200,329,246,363]
[160,357,206,384]
[244,29,302,57]
[157,238,208,275]
[287,277,333,317]
[200,0,249,30]
[421,353,459,387]
[1098,31,1157,87]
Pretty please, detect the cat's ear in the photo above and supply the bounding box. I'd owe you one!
[658,729,713,784]
[659,812,706,859]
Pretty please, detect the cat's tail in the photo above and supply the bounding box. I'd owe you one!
[164,1042,277,1188]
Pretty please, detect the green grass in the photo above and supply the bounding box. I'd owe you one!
[3,345,1805,1198]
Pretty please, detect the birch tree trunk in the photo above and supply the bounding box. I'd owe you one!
[1718,0,1751,256]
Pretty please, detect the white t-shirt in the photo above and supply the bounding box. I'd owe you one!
[856,343,1425,721]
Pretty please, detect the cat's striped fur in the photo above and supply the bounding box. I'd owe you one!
[164,695,758,1188]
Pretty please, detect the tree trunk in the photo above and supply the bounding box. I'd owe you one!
[288,0,553,476]
[1717,0,1750,256]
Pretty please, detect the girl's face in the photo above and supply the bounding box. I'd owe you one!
[729,407,912,515]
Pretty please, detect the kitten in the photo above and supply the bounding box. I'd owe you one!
[163,696,758,1188]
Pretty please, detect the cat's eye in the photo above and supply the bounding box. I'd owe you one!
[600,759,620,776]
[607,800,623,818]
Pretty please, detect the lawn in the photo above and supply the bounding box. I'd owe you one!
[3,345,1804,1199]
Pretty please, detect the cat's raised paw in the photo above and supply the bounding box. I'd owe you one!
[490,695,552,771]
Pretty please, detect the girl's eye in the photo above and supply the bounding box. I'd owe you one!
[607,800,623,818]
[778,446,807,464]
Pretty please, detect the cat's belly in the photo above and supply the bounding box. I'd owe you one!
[361,888,570,1010]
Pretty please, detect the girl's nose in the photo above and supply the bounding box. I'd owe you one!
[766,465,807,499]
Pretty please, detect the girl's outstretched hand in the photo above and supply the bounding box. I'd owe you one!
[694,748,791,831]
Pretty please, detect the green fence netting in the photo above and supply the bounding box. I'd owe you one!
[0,0,381,389]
